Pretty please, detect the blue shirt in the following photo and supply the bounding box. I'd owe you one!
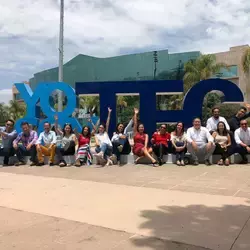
[0,127,17,148]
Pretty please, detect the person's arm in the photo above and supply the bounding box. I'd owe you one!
[206,129,214,143]
[144,134,149,148]
[30,131,38,145]
[36,132,43,145]
[54,115,63,136]
[151,132,155,145]
[206,118,212,131]
[106,107,112,134]
[51,131,57,145]
[226,134,231,147]
[95,135,100,147]
[186,128,193,143]
[73,129,80,139]
[133,108,139,134]
[212,131,217,139]
[171,134,177,149]
[234,129,247,147]
[0,129,17,139]
[124,119,133,135]
[73,134,78,153]
[13,133,22,145]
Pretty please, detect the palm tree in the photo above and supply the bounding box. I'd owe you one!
[242,47,250,102]
[183,54,228,93]
[8,100,26,121]
[0,103,9,125]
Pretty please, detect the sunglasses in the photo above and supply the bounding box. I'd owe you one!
[6,123,13,127]
[241,123,247,125]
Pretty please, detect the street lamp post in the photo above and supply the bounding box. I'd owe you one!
[58,0,64,112]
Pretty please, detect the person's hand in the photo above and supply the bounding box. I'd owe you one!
[134,108,139,115]
[120,135,126,139]
[13,143,18,150]
[246,146,250,153]
[175,147,181,152]
[26,143,32,150]
[108,107,112,113]
[206,142,212,151]
[244,102,250,110]
[191,141,198,151]
[36,144,41,150]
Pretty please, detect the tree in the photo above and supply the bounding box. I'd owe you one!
[8,100,26,121]
[242,47,250,102]
[183,54,228,93]
[0,103,9,125]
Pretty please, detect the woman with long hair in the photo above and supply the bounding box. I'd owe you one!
[171,122,187,166]
[111,117,133,165]
[212,121,231,166]
[74,126,93,166]
[54,116,78,167]
[133,108,157,166]
[94,107,113,166]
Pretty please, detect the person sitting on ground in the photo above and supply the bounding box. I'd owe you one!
[133,108,157,166]
[228,104,250,133]
[187,117,215,166]
[212,121,231,166]
[13,122,38,166]
[74,125,94,167]
[171,122,187,166]
[54,117,78,167]
[234,119,250,164]
[151,124,171,166]
[94,107,113,166]
[36,122,57,166]
[111,113,133,166]
[206,107,230,133]
[0,119,17,166]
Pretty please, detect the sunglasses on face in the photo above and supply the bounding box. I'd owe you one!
[6,123,13,127]
[241,123,247,125]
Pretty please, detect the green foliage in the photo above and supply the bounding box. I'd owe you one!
[242,48,250,73]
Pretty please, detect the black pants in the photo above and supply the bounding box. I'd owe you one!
[236,144,250,161]
[15,145,37,163]
[172,142,186,161]
[55,141,75,163]
[112,139,131,161]
[153,144,168,162]
[213,143,230,160]
[0,147,15,164]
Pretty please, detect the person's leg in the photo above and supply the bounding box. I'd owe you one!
[121,139,131,155]
[37,145,48,164]
[55,146,64,162]
[112,142,121,161]
[0,147,14,165]
[143,147,157,164]
[152,144,160,162]
[213,143,225,164]
[204,143,215,162]
[187,143,199,164]
[236,144,248,163]
[15,145,27,165]
[49,145,56,164]
[28,145,37,163]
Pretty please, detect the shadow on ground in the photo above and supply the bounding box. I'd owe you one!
[131,204,250,250]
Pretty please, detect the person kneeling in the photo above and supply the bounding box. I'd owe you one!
[187,118,215,166]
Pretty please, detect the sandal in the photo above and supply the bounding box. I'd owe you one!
[224,158,230,166]
[176,160,181,166]
[217,159,223,166]
[152,161,158,167]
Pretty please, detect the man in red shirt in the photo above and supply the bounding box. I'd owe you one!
[151,124,171,165]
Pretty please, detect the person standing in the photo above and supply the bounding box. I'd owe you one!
[187,118,215,166]
[0,119,17,166]
[13,122,38,166]
[36,122,57,166]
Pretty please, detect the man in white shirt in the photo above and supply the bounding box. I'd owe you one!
[206,107,230,132]
[187,117,215,165]
[36,122,57,166]
[234,119,250,164]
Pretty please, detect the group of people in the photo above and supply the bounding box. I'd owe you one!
[1,104,250,167]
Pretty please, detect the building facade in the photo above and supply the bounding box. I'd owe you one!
[13,45,250,102]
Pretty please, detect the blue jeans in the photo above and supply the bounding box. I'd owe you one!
[15,145,37,163]
[95,143,113,159]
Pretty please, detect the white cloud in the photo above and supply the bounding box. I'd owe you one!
[0,0,250,89]
[0,89,12,104]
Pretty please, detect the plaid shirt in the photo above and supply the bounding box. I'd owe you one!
[13,130,38,147]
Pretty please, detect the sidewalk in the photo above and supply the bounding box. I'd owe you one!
[0,164,250,250]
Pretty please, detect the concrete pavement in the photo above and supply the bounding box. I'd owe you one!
[0,164,250,250]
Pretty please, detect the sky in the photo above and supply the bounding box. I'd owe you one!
[0,0,250,103]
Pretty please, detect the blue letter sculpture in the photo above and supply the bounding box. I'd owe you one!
[14,82,82,133]
[15,79,243,137]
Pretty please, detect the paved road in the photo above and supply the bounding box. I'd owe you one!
[0,164,250,250]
